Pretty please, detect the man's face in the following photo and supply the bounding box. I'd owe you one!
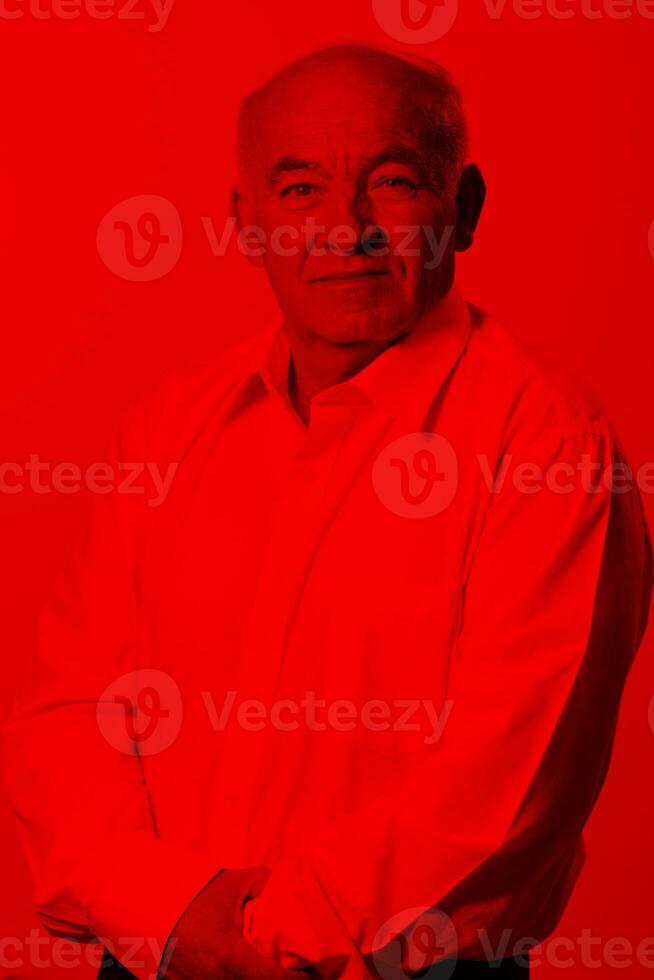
[237,61,460,346]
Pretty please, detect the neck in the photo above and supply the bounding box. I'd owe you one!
[285,328,396,427]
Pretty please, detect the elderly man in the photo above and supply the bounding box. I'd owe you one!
[3,43,652,980]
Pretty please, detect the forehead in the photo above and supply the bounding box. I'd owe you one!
[251,61,431,173]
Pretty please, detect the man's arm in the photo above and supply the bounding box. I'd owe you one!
[1,403,299,980]
[242,426,652,979]
[160,868,319,980]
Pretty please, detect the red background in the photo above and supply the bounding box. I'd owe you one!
[2,1,653,975]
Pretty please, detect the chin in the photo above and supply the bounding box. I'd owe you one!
[309,308,408,346]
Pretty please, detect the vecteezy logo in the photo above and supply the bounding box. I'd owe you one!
[373,432,458,518]
[96,669,183,756]
[96,194,183,281]
[372,906,458,980]
[371,0,459,43]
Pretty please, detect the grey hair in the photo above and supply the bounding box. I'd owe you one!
[236,43,468,194]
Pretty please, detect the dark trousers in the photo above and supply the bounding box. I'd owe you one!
[415,957,529,977]
[98,951,137,977]
[98,949,530,978]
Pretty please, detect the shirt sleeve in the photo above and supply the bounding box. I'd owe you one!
[1,402,220,980]
[242,425,653,980]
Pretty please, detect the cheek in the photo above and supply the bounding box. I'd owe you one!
[378,201,446,253]
[384,229,430,283]
[257,211,307,281]
[386,210,455,275]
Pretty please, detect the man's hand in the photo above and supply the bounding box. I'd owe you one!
[160,867,316,980]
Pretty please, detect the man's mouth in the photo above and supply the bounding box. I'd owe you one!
[311,270,391,284]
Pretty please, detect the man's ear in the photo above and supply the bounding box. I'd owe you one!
[455,164,486,252]
[230,184,266,269]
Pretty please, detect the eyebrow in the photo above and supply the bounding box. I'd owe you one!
[362,144,430,178]
[267,157,332,189]
[266,144,430,191]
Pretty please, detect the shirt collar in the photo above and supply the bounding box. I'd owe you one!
[244,285,473,429]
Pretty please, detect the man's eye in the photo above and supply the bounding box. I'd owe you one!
[279,184,323,209]
[282,184,313,197]
[369,177,418,201]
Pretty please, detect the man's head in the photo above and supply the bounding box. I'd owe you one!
[232,44,485,348]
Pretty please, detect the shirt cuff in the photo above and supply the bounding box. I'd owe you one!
[70,834,222,980]
[243,857,371,980]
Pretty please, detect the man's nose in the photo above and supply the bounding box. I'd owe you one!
[313,189,375,255]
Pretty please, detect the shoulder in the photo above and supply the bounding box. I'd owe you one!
[115,331,267,458]
[459,304,616,450]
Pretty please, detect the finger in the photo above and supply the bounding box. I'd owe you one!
[227,936,294,980]
[242,866,271,901]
